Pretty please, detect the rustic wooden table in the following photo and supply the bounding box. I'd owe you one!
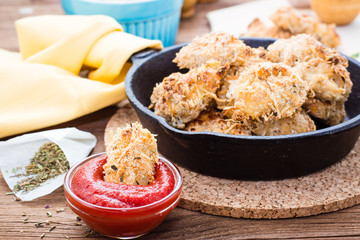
[1,0,360,239]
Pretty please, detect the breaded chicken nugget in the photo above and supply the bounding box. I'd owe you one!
[150,60,229,129]
[184,110,251,135]
[173,32,253,69]
[268,35,352,101]
[248,110,316,136]
[303,98,345,125]
[215,48,270,108]
[104,122,159,186]
[296,59,351,102]
[268,34,352,124]
[223,62,309,121]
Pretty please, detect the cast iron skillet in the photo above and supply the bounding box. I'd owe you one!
[125,38,360,180]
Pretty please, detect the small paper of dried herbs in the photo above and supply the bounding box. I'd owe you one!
[13,142,70,192]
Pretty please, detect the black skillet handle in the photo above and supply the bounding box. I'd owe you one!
[130,49,160,66]
[130,43,188,68]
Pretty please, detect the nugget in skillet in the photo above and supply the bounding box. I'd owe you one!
[268,34,352,125]
[222,62,309,122]
[184,107,316,136]
[184,109,252,135]
[150,60,229,129]
[247,109,316,136]
[173,32,261,69]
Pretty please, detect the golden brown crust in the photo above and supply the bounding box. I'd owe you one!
[222,62,309,121]
[303,98,345,125]
[150,60,229,129]
[268,34,352,99]
[268,34,352,125]
[173,32,253,69]
[248,110,316,136]
[184,110,251,135]
[104,122,159,186]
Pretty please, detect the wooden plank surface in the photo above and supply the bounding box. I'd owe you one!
[1,0,360,239]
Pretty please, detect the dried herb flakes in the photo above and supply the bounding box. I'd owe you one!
[13,142,69,192]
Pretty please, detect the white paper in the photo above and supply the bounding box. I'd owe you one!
[0,128,97,201]
[207,0,360,60]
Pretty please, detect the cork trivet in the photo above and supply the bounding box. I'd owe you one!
[105,101,360,219]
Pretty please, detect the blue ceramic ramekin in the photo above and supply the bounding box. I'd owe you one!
[61,0,183,47]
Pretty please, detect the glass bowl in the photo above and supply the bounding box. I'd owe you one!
[64,152,182,239]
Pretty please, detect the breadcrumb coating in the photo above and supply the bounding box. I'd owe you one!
[104,122,159,186]
[150,60,229,129]
[173,32,253,69]
[303,98,345,125]
[248,110,316,136]
[184,110,251,135]
[216,48,270,109]
[268,34,352,124]
[223,62,309,121]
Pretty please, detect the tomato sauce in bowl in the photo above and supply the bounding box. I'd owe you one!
[64,153,182,239]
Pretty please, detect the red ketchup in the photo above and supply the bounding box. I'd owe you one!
[64,153,182,239]
[71,154,175,208]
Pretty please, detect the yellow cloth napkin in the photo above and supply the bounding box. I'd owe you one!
[0,15,163,139]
